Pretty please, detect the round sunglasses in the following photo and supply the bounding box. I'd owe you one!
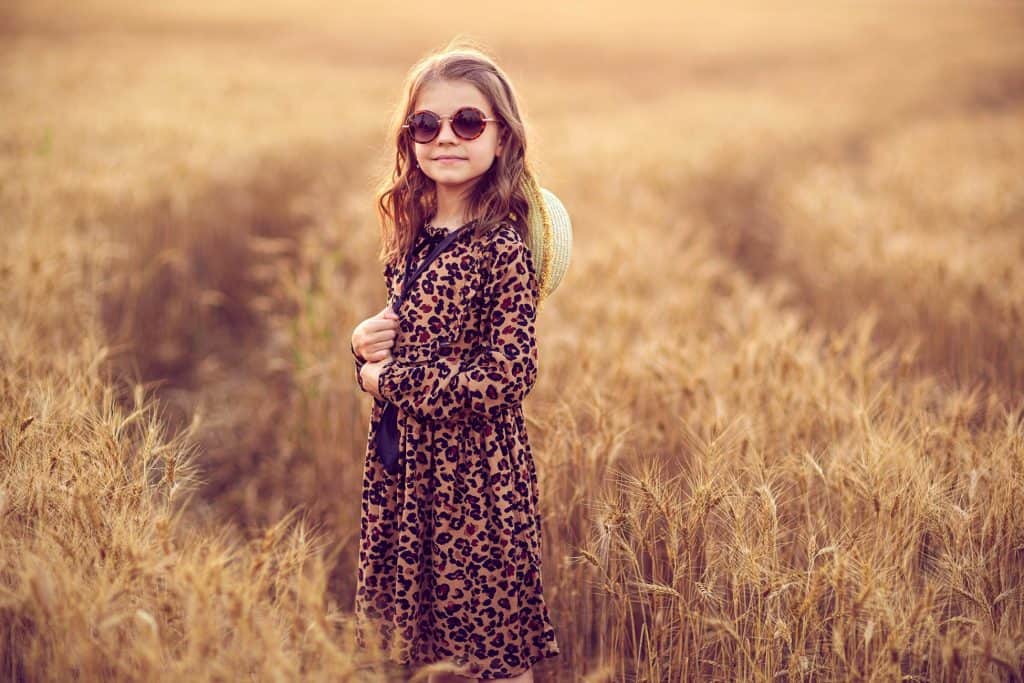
[402,107,500,144]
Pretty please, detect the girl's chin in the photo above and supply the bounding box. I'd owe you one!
[427,173,484,189]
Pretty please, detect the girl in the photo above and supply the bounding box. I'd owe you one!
[349,42,561,682]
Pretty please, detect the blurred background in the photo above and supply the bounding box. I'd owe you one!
[2,1,1022,680]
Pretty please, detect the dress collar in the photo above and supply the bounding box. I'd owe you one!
[422,217,479,238]
[422,222,449,238]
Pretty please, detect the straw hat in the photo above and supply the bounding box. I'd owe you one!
[520,175,572,304]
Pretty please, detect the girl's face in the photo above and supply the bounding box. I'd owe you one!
[410,79,503,197]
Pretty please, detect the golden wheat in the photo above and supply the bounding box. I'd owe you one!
[2,0,1022,680]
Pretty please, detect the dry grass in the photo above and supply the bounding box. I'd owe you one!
[2,0,1023,680]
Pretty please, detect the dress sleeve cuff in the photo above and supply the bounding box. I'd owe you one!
[377,358,398,404]
[352,343,368,392]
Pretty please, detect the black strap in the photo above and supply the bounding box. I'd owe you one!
[393,222,474,312]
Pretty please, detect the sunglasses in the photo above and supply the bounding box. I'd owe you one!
[402,107,500,144]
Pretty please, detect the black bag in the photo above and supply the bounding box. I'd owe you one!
[376,223,474,475]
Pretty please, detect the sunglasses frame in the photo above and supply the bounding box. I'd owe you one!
[402,106,501,144]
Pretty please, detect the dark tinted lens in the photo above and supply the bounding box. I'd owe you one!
[409,112,440,143]
[452,108,486,139]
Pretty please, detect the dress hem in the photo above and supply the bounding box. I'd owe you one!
[402,644,561,681]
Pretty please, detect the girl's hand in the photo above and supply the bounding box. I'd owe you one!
[359,359,391,401]
[352,305,399,362]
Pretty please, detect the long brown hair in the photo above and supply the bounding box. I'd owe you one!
[375,39,535,268]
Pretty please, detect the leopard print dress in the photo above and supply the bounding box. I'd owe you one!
[353,220,561,679]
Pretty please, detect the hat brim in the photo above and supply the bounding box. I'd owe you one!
[523,177,572,303]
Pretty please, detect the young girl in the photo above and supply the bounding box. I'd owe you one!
[349,43,561,682]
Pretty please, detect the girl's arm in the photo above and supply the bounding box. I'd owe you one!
[353,260,394,399]
[377,228,538,423]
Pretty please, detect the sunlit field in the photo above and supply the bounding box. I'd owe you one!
[2,1,1023,680]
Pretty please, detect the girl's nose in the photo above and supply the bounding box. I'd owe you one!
[435,118,458,143]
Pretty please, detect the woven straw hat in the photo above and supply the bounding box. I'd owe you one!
[520,175,572,304]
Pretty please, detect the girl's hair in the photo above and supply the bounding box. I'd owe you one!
[375,38,535,267]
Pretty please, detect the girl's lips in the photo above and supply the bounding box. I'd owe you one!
[434,156,467,162]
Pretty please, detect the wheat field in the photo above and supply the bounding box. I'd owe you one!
[2,1,1023,680]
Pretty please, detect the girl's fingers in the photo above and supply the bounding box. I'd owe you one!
[366,329,396,343]
[370,347,394,362]
[365,332,395,346]
[365,319,399,333]
[354,335,394,355]
[359,315,396,332]
[353,310,398,357]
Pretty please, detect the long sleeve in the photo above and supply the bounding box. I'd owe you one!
[377,228,539,424]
